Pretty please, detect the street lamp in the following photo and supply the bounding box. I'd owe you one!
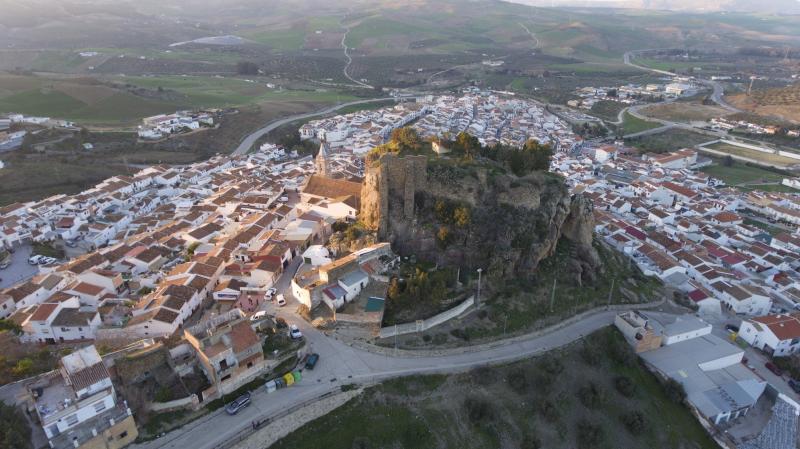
[476,268,483,308]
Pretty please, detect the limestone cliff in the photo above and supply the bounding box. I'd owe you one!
[360,153,599,282]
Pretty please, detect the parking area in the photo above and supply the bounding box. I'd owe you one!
[0,243,39,289]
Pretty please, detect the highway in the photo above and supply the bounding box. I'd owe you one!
[231,98,396,156]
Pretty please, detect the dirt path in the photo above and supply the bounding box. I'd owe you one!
[339,20,373,89]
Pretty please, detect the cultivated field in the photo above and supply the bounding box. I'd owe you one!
[639,102,731,123]
[0,73,357,127]
[625,129,714,153]
[728,83,800,124]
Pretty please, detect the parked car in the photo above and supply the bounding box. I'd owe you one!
[289,324,303,340]
[225,392,251,415]
[250,311,267,321]
[766,362,784,377]
[276,294,286,307]
[40,257,57,265]
[305,353,319,370]
[0,260,9,270]
[789,379,800,394]
[725,324,739,333]
[65,240,77,248]
[28,255,43,265]
[266,287,277,298]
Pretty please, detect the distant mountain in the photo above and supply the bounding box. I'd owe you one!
[509,0,800,13]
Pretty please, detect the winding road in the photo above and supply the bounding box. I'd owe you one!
[132,305,624,449]
[340,23,373,89]
[231,98,395,155]
[623,49,741,113]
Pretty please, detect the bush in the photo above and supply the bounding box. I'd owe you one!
[576,419,605,449]
[155,387,172,403]
[0,401,31,449]
[450,328,470,341]
[506,368,529,394]
[579,342,602,366]
[614,375,637,398]
[621,410,647,435]
[577,382,605,409]
[537,399,560,423]
[520,434,541,449]
[662,378,687,404]
[464,397,493,425]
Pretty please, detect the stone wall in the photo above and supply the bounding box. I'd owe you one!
[379,296,475,338]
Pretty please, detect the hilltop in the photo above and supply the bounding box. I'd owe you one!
[360,147,599,285]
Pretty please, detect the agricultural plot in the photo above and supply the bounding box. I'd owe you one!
[625,129,713,154]
[639,102,731,123]
[699,141,800,167]
[728,83,800,124]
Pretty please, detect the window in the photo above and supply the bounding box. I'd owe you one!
[247,361,253,368]
[78,327,82,331]
[93,401,106,413]
[61,328,68,332]
[118,431,128,440]
[65,414,79,426]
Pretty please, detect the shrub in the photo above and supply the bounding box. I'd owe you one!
[422,334,432,342]
[577,382,605,409]
[662,378,687,404]
[520,434,541,449]
[576,419,605,449]
[614,375,637,398]
[506,368,528,394]
[155,387,172,403]
[540,355,564,376]
[537,399,560,423]
[621,410,647,435]
[464,397,493,425]
[579,342,601,366]
[450,328,470,341]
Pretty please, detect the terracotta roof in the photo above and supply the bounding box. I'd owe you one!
[751,314,800,341]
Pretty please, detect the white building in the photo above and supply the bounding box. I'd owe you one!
[739,314,800,357]
[26,346,138,449]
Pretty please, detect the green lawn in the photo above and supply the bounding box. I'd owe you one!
[621,112,661,135]
[701,163,785,185]
[0,89,87,117]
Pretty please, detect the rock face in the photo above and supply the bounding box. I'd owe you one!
[360,153,599,282]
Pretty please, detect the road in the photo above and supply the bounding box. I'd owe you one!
[339,23,373,89]
[622,49,741,113]
[132,298,620,449]
[231,98,395,155]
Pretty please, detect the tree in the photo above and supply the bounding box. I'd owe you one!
[621,410,647,435]
[722,155,734,167]
[0,401,32,449]
[236,61,259,75]
[0,320,21,335]
[390,127,422,153]
[453,206,470,228]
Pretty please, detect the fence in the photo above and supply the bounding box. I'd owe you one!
[379,295,475,338]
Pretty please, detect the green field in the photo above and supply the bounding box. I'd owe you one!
[701,162,785,185]
[701,141,799,167]
[626,129,713,154]
[621,112,661,135]
[0,74,357,126]
[272,328,718,449]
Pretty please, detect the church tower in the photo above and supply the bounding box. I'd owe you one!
[316,141,330,178]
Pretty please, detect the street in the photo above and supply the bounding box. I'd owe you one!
[131,298,618,449]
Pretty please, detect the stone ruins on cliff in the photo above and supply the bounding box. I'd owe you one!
[360,153,600,284]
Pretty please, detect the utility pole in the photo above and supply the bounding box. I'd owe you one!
[607,278,616,309]
[476,268,482,308]
[503,314,508,337]
[549,277,557,313]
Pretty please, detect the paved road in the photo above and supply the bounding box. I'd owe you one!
[132,301,619,449]
[231,98,396,156]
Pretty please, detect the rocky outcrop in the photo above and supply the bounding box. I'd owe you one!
[360,153,599,282]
